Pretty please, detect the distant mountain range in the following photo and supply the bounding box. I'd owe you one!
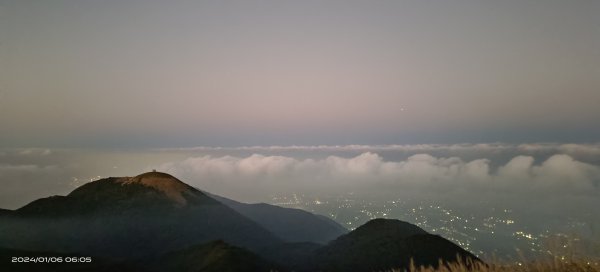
[0,172,480,271]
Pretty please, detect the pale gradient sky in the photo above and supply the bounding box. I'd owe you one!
[1,0,599,147]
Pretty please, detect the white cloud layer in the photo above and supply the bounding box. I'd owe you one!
[1,144,599,210]
[157,152,600,200]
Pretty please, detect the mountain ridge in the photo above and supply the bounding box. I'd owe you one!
[207,192,347,244]
[313,218,481,271]
[1,172,281,258]
[0,171,482,271]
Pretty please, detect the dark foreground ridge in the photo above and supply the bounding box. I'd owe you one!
[311,218,480,272]
[0,172,481,272]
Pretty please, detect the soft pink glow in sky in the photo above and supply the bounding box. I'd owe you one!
[1,1,599,146]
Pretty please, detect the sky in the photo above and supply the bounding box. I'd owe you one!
[1,0,599,147]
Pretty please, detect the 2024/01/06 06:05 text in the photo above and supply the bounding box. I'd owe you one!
[12,256,92,263]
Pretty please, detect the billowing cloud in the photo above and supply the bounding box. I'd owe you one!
[2,144,599,211]
[159,143,600,162]
[156,152,600,202]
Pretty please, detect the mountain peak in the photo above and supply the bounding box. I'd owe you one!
[315,218,481,271]
[117,171,193,206]
[349,218,427,239]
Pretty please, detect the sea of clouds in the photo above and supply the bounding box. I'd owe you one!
[2,143,599,259]
[1,143,599,213]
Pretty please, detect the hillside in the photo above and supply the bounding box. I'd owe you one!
[0,172,281,259]
[155,240,280,272]
[0,172,484,272]
[208,193,347,243]
[313,219,481,272]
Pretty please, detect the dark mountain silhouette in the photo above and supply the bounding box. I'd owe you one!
[312,218,481,272]
[153,240,280,272]
[258,242,322,270]
[0,172,281,259]
[208,193,347,244]
[0,208,12,216]
[0,172,481,271]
